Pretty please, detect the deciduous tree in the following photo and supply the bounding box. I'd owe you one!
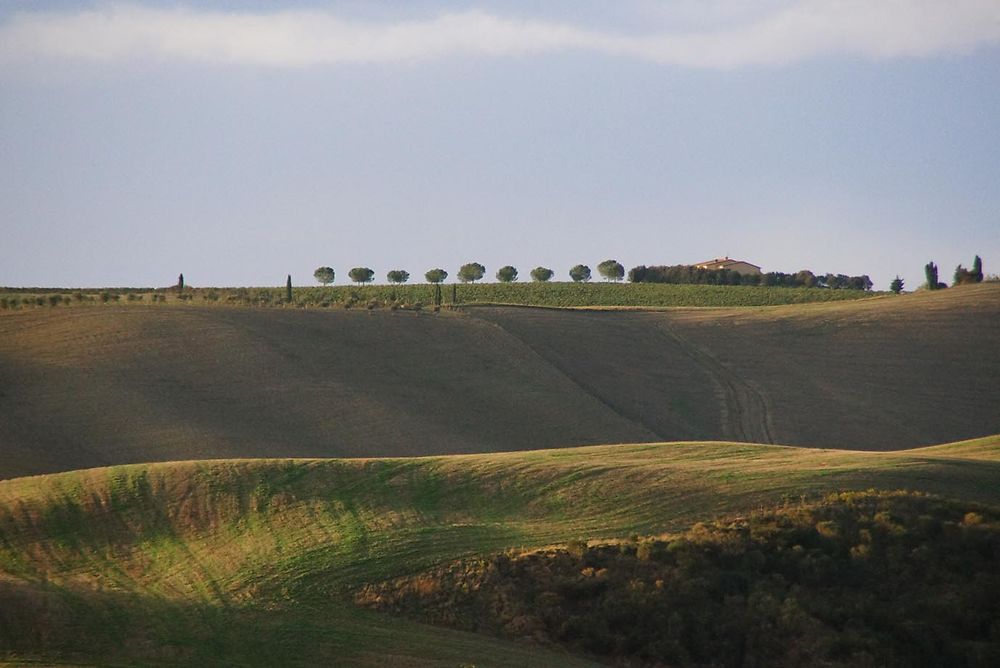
[530,266,554,282]
[349,267,375,284]
[458,262,486,283]
[569,264,591,282]
[387,270,410,284]
[598,259,625,282]
[425,268,448,284]
[313,267,335,284]
[496,266,518,283]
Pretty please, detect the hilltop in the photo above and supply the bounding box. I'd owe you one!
[1,283,998,478]
[0,436,998,666]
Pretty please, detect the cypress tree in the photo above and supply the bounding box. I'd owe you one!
[178,273,184,292]
[286,275,292,302]
[924,262,938,290]
[973,255,984,283]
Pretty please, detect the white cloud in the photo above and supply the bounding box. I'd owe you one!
[1,2,999,69]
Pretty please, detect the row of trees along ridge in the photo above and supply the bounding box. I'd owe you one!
[311,261,626,285]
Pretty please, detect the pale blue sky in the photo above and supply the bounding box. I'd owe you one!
[2,2,998,290]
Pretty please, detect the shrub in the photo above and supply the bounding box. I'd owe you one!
[566,539,588,558]
[357,491,1000,667]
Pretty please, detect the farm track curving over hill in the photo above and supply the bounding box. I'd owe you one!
[654,323,775,444]
[0,284,998,477]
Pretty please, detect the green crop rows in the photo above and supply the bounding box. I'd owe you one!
[2,283,883,310]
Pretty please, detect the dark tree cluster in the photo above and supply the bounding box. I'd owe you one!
[925,261,943,290]
[954,255,985,286]
[629,265,873,290]
[357,491,1000,667]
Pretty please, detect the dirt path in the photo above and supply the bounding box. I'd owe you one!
[655,322,775,444]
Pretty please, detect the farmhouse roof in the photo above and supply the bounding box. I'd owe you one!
[693,257,762,270]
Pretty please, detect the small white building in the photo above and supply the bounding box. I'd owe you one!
[693,257,763,276]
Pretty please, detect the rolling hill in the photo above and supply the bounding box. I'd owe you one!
[1,435,999,666]
[1,284,998,478]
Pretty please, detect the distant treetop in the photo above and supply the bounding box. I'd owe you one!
[348,267,375,284]
[313,266,336,285]
[425,268,448,284]
[387,269,410,285]
[530,266,554,282]
[569,265,591,282]
[598,259,625,282]
[496,265,518,283]
[458,262,486,283]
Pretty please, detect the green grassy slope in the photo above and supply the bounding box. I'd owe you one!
[0,436,999,666]
[1,284,997,479]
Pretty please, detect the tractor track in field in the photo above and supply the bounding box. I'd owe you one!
[654,322,775,445]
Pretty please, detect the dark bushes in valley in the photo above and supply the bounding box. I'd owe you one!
[356,491,1000,667]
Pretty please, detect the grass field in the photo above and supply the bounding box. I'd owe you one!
[1,280,882,310]
[1,283,997,478]
[1,435,999,666]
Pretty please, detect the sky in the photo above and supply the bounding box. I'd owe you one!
[2,1,999,290]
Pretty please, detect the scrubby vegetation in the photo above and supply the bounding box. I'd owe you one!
[357,491,1000,667]
[0,436,998,665]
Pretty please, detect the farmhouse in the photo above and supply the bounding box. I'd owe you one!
[693,257,762,276]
